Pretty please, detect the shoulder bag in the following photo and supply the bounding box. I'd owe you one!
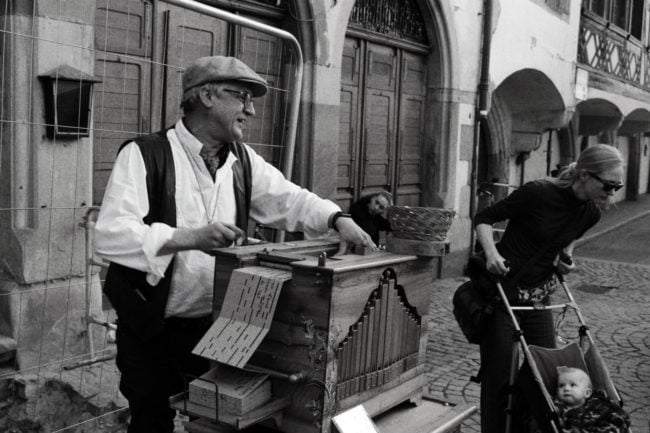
[453,224,575,345]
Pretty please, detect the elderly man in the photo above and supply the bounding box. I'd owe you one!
[95,56,374,432]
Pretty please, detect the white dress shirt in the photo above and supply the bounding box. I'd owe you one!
[95,119,339,317]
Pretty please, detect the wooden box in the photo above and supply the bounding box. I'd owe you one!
[189,365,272,415]
[210,238,440,433]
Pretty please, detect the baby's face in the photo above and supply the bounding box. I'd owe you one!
[557,371,592,408]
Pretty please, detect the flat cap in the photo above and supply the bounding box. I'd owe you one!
[182,56,268,97]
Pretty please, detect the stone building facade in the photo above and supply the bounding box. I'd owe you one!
[1,0,650,375]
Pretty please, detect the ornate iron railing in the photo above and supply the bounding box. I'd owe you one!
[578,14,648,88]
[349,0,428,44]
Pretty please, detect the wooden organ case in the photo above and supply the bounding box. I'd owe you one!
[201,238,441,433]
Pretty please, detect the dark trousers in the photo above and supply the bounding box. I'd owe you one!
[479,303,555,433]
[116,316,211,433]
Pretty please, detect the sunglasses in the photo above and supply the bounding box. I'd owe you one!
[587,172,624,192]
[223,88,253,109]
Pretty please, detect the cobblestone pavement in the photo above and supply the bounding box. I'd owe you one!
[426,257,650,433]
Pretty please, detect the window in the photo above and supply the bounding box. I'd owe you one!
[583,0,645,39]
[630,0,644,38]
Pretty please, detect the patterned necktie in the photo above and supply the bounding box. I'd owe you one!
[199,148,219,180]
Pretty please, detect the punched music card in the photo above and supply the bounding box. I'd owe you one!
[192,266,291,367]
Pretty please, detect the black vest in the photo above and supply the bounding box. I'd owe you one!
[103,129,252,341]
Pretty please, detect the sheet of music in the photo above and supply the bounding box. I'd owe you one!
[192,266,291,367]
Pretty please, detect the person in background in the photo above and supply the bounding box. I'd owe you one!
[350,191,393,245]
[94,55,375,433]
[554,367,630,433]
[473,144,624,433]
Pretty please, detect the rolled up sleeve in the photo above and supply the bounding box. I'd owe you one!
[245,145,340,238]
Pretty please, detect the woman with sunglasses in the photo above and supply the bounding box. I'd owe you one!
[471,143,624,433]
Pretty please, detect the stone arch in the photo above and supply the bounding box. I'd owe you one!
[485,68,569,188]
[618,108,650,136]
[576,98,623,136]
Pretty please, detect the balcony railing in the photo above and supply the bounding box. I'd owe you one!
[578,12,649,89]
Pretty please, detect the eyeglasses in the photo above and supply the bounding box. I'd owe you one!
[587,172,624,192]
[223,88,253,109]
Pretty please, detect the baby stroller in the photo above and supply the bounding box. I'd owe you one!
[495,271,631,433]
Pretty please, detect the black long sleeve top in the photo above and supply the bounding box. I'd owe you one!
[474,180,600,286]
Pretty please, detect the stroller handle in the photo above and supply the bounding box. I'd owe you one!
[510,302,576,311]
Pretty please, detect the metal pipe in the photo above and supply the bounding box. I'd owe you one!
[163,0,303,182]
[469,0,495,255]
[546,129,553,176]
[243,363,306,383]
[162,0,303,244]
[63,352,116,370]
[510,303,576,311]
[81,207,100,360]
[63,207,117,371]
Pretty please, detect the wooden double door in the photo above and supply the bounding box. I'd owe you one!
[92,0,286,204]
[337,37,428,210]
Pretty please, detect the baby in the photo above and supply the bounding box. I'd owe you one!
[556,367,592,409]
[555,367,630,433]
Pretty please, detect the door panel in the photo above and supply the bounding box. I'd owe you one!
[366,45,397,91]
[341,38,361,86]
[337,37,426,208]
[93,2,288,204]
[93,0,151,204]
[363,91,393,190]
[93,56,150,204]
[361,44,397,196]
[395,53,426,205]
[237,25,283,166]
[162,12,283,166]
[338,88,358,189]
[95,0,151,57]
[163,6,228,126]
[337,38,363,208]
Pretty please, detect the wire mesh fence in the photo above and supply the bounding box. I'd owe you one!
[0,0,301,431]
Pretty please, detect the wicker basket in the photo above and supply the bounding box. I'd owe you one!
[388,206,455,241]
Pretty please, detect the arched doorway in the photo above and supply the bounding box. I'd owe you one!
[575,99,627,202]
[336,0,432,209]
[484,68,569,200]
[617,108,650,199]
